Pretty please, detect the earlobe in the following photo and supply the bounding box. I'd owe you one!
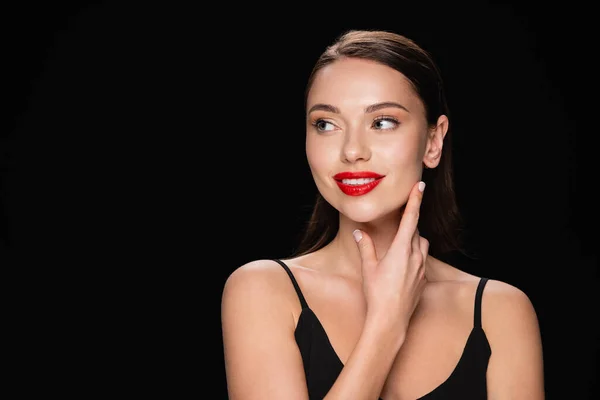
[423,151,441,169]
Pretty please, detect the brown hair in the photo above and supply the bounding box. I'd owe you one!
[293,29,467,259]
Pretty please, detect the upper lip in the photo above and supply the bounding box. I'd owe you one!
[333,171,384,181]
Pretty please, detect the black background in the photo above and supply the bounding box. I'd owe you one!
[2,1,598,398]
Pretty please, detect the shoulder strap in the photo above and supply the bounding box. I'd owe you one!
[272,259,309,309]
[474,277,489,328]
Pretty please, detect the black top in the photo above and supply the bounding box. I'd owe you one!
[273,259,491,400]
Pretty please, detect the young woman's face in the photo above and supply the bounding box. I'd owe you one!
[305,57,445,223]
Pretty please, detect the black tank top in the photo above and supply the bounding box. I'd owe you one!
[273,259,491,400]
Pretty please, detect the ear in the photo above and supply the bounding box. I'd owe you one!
[423,115,448,169]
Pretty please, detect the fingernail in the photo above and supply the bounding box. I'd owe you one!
[352,229,362,242]
[418,181,426,192]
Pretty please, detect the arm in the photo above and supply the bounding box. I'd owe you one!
[323,313,406,399]
[485,280,545,399]
[221,260,406,400]
[222,261,309,399]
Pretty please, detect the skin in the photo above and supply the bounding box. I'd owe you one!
[222,57,545,399]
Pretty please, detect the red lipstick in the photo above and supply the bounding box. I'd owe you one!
[333,171,385,196]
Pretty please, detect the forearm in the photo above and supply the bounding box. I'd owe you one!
[324,317,405,400]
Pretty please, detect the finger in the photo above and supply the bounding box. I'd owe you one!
[353,229,378,274]
[411,229,421,255]
[393,181,426,251]
[419,236,429,280]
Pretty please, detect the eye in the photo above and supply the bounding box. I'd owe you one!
[312,119,336,132]
[373,116,399,130]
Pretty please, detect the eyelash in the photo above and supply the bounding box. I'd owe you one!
[373,115,399,129]
[311,116,400,132]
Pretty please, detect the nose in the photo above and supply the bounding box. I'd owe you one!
[341,130,371,164]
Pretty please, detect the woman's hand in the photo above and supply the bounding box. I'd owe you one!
[353,180,429,334]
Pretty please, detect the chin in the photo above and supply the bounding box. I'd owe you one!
[318,186,399,223]
[337,201,391,223]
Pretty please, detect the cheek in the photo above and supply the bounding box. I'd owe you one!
[306,136,335,174]
[376,139,421,169]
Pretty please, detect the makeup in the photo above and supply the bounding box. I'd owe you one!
[333,171,384,196]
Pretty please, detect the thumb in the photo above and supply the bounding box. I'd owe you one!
[353,229,377,274]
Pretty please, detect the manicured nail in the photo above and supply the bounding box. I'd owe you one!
[418,181,426,192]
[352,229,362,242]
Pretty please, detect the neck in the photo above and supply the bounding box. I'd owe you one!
[319,209,449,282]
[326,208,405,279]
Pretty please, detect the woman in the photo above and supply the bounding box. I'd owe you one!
[221,29,544,399]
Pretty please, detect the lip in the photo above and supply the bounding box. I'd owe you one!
[333,171,384,180]
[333,171,385,196]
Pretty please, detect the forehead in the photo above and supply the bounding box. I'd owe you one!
[307,57,422,112]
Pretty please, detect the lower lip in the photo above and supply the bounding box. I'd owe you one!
[335,178,383,196]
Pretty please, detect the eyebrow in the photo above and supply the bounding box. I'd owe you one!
[307,101,410,114]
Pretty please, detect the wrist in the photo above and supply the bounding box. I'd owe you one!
[363,310,407,351]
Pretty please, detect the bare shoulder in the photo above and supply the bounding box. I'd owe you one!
[221,259,301,319]
[430,260,538,325]
[428,261,540,337]
[222,259,313,398]
[480,281,545,396]
[222,259,292,301]
[223,258,285,288]
[481,278,540,330]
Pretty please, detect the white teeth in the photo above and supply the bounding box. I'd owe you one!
[342,178,376,185]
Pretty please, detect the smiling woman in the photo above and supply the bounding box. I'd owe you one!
[221,29,545,400]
